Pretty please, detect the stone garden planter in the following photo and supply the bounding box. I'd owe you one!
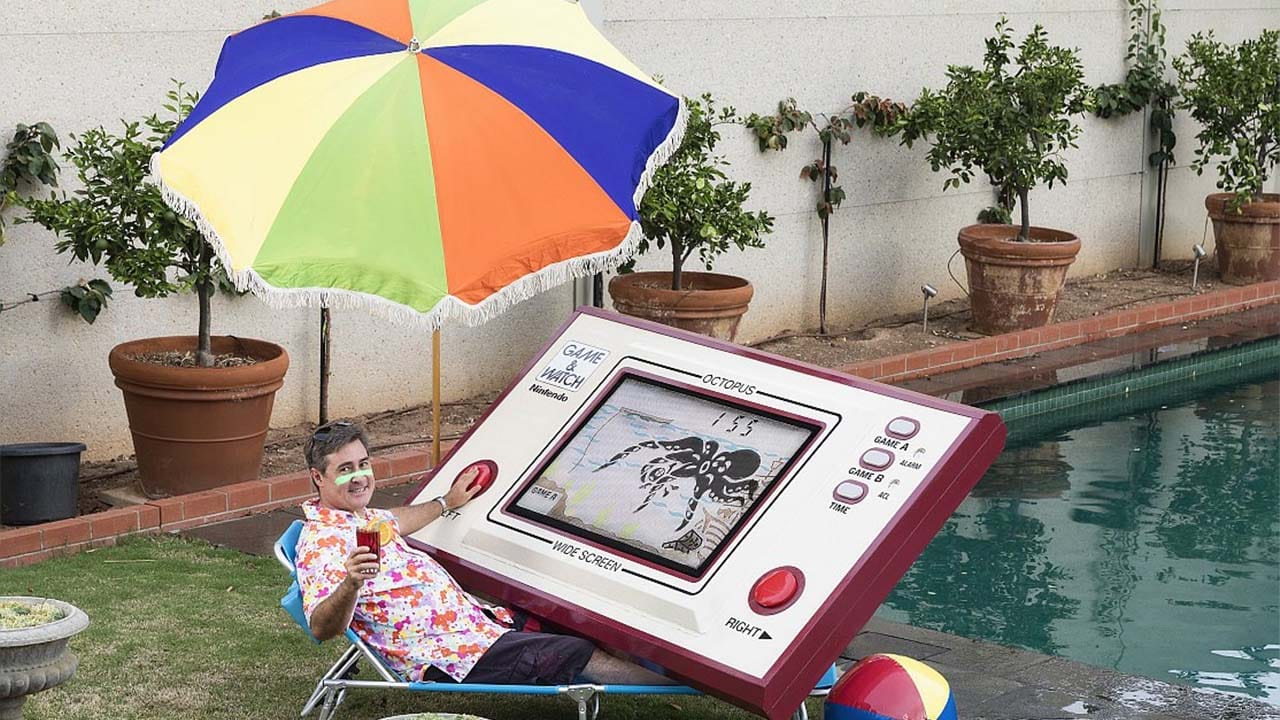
[0,597,90,720]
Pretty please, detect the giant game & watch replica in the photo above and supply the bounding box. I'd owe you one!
[407,308,1006,719]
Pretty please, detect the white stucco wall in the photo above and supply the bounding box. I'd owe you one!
[1,1,1276,460]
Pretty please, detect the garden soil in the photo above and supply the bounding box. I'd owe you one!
[57,260,1213,518]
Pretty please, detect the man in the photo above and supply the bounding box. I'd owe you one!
[296,420,673,686]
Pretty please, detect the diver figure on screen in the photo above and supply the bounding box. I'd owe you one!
[594,436,763,532]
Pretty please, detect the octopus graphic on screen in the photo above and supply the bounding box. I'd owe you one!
[509,375,819,576]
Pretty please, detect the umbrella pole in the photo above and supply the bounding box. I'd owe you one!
[319,306,331,424]
[432,328,442,467]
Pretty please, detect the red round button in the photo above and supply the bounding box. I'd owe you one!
[750,567,804,614]
[458,460,498,495]
[754,569,797,608]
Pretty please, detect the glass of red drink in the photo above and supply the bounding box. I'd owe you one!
[355,528,381,567]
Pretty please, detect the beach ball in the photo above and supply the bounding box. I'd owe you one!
[824,654,957,720]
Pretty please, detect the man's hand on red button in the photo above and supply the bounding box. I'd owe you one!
[444,466,484,510]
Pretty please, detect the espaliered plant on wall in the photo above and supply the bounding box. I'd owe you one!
[0,122,113,323]
[0,280,113,324]
[1093,0,1178,264]
[1,122,59,246]
[744,93,905,334]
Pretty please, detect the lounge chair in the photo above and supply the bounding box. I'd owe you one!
[274,520,833,720]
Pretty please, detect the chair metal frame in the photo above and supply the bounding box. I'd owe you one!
[275,520,830,720]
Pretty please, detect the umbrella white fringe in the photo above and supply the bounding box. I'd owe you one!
[150,97,687,332]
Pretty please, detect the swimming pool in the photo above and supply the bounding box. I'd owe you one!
[880,347,1280,705]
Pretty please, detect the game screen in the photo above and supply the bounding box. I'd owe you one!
[509,375,820,576]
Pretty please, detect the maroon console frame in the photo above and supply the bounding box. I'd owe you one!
[407,307,1007,719]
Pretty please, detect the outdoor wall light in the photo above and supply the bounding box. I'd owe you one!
[1192,243,1207,290]
[921,284,938,334]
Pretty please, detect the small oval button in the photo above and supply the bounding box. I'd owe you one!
[833,480,868,504]
[885,417,920,440]
[860,448,895,471]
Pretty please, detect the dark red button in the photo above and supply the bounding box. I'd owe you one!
[459,460,498,495]
[752,568,799,609]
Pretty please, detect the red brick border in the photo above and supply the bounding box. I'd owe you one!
[839,280,1280,383]
[0,448,446,569]
[3,280,1277,568]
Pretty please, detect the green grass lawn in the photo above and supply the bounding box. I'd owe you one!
[1,535,820,720]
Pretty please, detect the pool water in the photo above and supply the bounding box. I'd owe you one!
[881,373,1280,704]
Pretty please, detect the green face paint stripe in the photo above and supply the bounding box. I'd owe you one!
[335,467,375,486]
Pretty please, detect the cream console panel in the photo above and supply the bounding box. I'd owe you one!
[406,309,1005,719]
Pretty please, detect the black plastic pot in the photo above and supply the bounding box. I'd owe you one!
[0,443,85,525]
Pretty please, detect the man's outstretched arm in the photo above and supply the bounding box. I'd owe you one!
[390,466,482,536]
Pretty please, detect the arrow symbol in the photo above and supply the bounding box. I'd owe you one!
[759,631,772,640]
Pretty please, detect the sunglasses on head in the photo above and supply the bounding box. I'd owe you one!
[312,420,352,442]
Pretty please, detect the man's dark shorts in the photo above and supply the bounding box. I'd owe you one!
[423,631,595,685]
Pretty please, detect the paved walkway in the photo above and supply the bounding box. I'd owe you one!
[183,310,1280,720]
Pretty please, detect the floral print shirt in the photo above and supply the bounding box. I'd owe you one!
[297,500,511,681]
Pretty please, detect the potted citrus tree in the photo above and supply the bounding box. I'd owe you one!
[0,597,89,719]
[895,18,1091,334]
[1174,29,1280,284]
[3,121,116,324]
[609,94,774,341]
[19,83,290,498]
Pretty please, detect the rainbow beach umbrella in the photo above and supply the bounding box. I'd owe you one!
[153,0,684,329]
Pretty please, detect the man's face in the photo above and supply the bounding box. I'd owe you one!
[313,439,375,513]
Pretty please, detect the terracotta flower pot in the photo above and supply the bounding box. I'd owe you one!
[108,336,289,498]
[1205,193,1280,284]
[957,224,1081,335]
[608,271,753,341]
